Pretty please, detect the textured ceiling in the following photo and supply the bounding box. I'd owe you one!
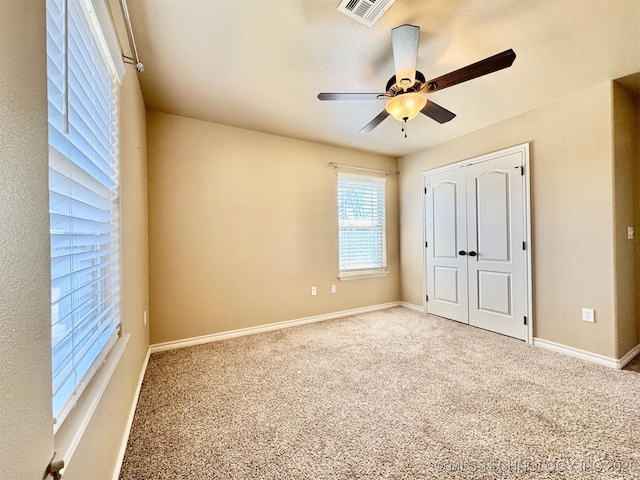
[121,0,640,157]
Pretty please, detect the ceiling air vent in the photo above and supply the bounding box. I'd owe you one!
[337,0,397,27]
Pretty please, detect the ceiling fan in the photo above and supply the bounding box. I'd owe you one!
[318,25,516,135]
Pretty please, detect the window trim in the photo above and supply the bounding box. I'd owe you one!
[337,172,388,280]
[52,334,130,473]
[47,0,127,456]
[81,0,126,83]
[338,269,390,281]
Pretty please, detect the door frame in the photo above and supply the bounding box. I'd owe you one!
[421,143,533,343]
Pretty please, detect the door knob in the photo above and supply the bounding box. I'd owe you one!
[468,251,477,257]
[458,250,467,256]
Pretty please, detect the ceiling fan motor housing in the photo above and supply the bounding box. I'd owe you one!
[386,71,427,94]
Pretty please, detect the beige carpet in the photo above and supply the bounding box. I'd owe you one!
[120,307,640,479]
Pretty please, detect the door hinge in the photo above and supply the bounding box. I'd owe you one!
[522,241,526,251]
[515,165,524,176]
[424,187,427,194]
[426,295,429,302]
[524,316,527,325]
[425,241,428,248]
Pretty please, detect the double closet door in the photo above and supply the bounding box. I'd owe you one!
[424,146,530,341]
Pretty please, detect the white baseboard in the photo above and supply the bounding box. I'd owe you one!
[618,342,640,369]
[399,302,423,313]
[150,302,404,353]
[533,338,640,370]
[111,347,150,480]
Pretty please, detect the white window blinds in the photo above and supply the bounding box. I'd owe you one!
[46,0,123,431]
[337,173,387,277]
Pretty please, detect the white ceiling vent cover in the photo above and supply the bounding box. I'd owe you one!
[337,0,397,27]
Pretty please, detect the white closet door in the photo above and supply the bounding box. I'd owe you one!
[466,152,527,340]
[424,167,468,323]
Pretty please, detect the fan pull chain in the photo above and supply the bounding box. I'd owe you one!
[402,117,408,138]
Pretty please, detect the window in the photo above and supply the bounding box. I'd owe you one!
[337,173,388,280]
[47,0,124,432]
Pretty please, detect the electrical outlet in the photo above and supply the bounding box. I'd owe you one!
[582,308,595,323]
[628,226,634,240]
[311,286,317,296]
[331,284,337,294]
[143,310,148,325]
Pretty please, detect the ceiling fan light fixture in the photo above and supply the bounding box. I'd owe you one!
[385,92,427,122]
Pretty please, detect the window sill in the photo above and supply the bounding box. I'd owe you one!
[53,333,130,475]
[338,270,390,281]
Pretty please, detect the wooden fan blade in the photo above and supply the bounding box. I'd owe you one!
[424,49,516,93]
[318,93,387,101]
[420,100,456,124]
[360,110,390,133]
[391,24,420,88]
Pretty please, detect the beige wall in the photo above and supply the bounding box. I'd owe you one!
[400,82,619,358]
[637,85,640,347]
[612,81,640,357]
[0,1,150,478]
[0,1,53,478]
[147,111,399,345]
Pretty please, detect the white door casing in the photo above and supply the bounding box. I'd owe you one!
[423,144,531,342]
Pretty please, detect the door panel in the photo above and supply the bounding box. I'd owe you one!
[425,168,468,323]
[467,152,526,340]
[476,171,510,262]
[477,271,512,316]
[433,182,458,259]
[434,267,459,303]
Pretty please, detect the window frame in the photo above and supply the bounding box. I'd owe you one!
[337,172,389,281]
[46,0,126,439]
